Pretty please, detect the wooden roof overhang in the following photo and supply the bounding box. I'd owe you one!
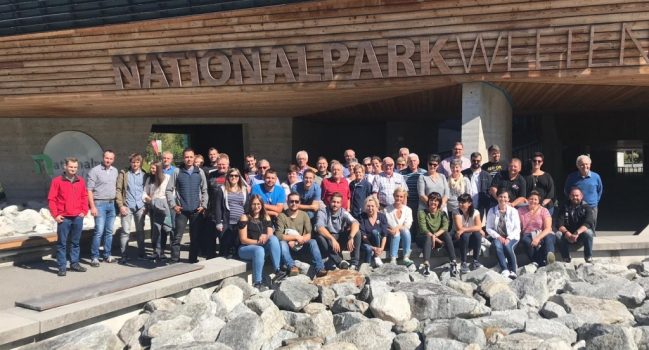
[1,0,649,118]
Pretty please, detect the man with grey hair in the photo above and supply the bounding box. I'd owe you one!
[161,151,176,176]
[398,147,410,161]
[250,159,270,187]
[400,153,426,213]
[564,155,603,228]
[373,157,407,208]
[440,141,471,177]
[296,150,316,181]
[343,149,356,177]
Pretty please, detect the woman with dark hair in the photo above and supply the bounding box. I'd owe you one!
[417,192,456,277]
[237,194,283,290]
[417,154,449,211]
[526,152,556,215]
[215,168,249,258]
[143,162,172,261]
[518,190,555,266]
[453,193,485,273]
[486,188,521,279]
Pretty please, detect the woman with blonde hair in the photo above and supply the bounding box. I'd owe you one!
[359,196,388,267]
[384,187,413,266]
[215,167,249,258]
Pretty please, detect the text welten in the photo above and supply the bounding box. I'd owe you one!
[112,23,649,90]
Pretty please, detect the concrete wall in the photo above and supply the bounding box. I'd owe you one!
[0,117,292,203]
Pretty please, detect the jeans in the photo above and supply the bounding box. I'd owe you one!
[173,210,203,262]
[280,239,325,272]
[389,229,412,259]
[315,231,362,268]
[150,209,171,257]
[56,216,84,271]
[238,235,281,284]
[454,231,482,263]
[219,226,238,258]
[559,229,594,260]
[91,200,116,260]
[119,206,147,257]
[362,229,385,263]
[521,233,556,266]
[492,237,518,272]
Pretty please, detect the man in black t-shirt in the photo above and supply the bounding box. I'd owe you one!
[489,158,527,208]
[482,144,505,178]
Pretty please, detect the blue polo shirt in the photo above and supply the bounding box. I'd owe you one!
[251,183,286,206]
[564,170,603,207]
[292,182,321,219]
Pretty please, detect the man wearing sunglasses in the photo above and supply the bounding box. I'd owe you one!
[277,192,327,278]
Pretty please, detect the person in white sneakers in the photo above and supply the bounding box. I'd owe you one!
[358,196,388,267]
[486,188,521,279]
[384,188,413,266]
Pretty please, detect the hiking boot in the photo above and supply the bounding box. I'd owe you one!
[547,252,556,265]
[316,269,328,278]
[471,260,482,270]
[460,262,469,274]
[289,266,300,277]
[449,261,458,277]
[70,263,87,272]
[57,270,66,277]
[422,263,431,276]
[339,260,350,269]
[90,258,100,267]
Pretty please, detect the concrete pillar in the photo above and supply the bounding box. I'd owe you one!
[461,82,513,160]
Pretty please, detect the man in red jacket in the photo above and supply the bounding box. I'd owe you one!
[48,157,89,276]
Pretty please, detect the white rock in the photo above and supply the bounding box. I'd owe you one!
[212,285,244,313]
[370,292,411,324]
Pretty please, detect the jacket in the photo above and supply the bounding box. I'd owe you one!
[462,168,492,209]
[48,174,89,217]
[557,201,594,232]
[214,185,249,230]
[486,205,521,241]
[165,166,208,211]
[116,168,148,208]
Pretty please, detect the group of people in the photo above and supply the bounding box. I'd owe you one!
[48,143,603,286]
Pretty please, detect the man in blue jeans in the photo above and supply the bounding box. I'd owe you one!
[276,192,327,278]
[48,157,89,276]
[557,187,595,263]
[87,150,119,267]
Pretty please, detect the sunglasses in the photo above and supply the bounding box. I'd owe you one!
[288,200,300,204]
[364,163,372,166]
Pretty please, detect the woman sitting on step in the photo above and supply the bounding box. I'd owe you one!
[359,196,388,268]
[417,192,457,277]
[237,195,284,290]
[384,187,414,266]
[452,193,485,274]
[486,188,521,280]
[518,190,556,267]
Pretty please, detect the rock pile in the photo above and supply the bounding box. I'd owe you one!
[20,258,649,350]
[0,203,147,238]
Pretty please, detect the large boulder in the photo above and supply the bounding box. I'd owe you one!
[211,285,244,314]
[144,297,182,313]
[576,323,637,350]
[313,269,365,289]
[118,313,149,346]
[540,301,567,319]
[393,282,491,320]
[444,279,475,297]
[537,263,578,294]
[327,319,396,350]
[470,309,537,333]
[489,288,519,311]
[550,294,636,325]
[448,318,486,347]
[393,332,422,350]
[576,262,636,282]
[524,319,577,344]
[369,292,411,324]
[565,276,646,307]
[273,275,319,311]
[261,330,298,350]
[633,301,649,325]
[216,312,265,350]
[20,324,123,350]
[142,312,193,340]
[331,295,369,314]
[509,271,549,307]
[487,332,544,350]
[423,337,466,350]
[368,264,412,285]
[332,312,368,333]
[244,294,285,342]
[281,309,336,339]
[634,326,649,350]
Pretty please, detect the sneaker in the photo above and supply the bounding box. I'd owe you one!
[340,260,350,269]
[501,269,511,278]
[349,264,358,271]
[70,263,86,272]
[460,262,469,274]
[532,262,539,268]
[289,266,300,277]
[509,271,518,280]
[390,257,397,264]
[373,257,383,267]
[449,261,458,277]
[90,258,100,267]
[118,256,129,265]
[275,269,288,281]
[471,260,482,270]
[402,257,414,267]
[547,252,556,265]
[585,256,594,263]
[57,270,66,277]
[253,283,269,292]
[104,256,115,263]
[422,263,431,277]
[316,269,328,278]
